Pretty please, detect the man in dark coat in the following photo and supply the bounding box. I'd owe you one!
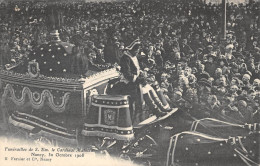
[104,39,121,64]
[180,38,194,57]
[71,45,88,76]
[119,39,143,119]
[120,39,141,85]
[113,41,121,64]
[154,50,164,70]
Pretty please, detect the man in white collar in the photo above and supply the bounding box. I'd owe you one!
[120,38,141,83]
[120,39,143,122]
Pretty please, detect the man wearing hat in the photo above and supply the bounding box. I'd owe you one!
[171,90,188,110]
[205,53,218,77]
[113,41,121,64]
[180,38,194,56]
[70,30,83,46]
[202,44,213,55]
[120,39,143,119]
[190,33,203,52]
[204,95,221,118]
[120,39,141,83]
[236,100,253,123]
[191,48,203,63]
[197,77,212,106]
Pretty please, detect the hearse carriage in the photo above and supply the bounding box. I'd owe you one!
[0,30,177,149]
[0,31,259,166]
[0,30,120,146]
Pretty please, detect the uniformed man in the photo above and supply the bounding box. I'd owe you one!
[120,39,143,120]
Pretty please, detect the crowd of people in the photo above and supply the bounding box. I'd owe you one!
[0,0,259,124]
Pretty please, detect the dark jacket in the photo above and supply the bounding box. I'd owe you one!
[120,52,139,83]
